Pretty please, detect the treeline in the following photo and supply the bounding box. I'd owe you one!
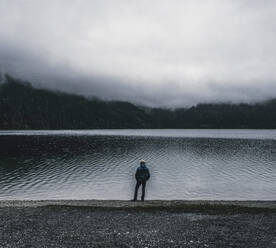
[0,75,151,129]
[1,75,276,129]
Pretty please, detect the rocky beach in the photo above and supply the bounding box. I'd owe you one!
[0,200,275,247]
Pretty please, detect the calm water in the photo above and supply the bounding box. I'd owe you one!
[0,129,275,200]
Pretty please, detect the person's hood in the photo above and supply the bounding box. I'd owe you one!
[140,163,146,168]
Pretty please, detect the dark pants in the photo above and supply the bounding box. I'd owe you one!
[134,180,146,201]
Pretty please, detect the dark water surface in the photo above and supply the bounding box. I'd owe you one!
[0,130,275,200]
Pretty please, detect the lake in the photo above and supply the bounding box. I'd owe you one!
[0,129,275,200]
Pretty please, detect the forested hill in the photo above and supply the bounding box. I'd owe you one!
[1,75,276,129]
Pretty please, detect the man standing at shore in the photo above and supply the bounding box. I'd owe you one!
[132,160,150,201]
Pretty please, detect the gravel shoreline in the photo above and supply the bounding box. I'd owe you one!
[1,199,276,209]
[0,200,275,247]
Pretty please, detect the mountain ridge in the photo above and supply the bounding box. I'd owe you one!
[1,75,276,129]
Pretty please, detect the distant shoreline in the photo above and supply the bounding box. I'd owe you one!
[1,129,276,141]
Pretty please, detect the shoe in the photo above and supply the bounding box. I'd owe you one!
[131,199,137,202]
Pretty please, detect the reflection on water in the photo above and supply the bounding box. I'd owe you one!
[0,130,275,200]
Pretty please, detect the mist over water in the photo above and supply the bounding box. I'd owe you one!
[0,130,275,200]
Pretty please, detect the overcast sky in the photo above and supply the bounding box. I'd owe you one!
[1,0,276,107]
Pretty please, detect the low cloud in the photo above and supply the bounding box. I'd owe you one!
[1,0,276,107]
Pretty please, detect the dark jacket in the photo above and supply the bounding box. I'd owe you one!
[135,164,150,182]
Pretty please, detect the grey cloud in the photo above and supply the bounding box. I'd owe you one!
[0,0,276,107]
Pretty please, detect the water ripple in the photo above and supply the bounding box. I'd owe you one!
[0,133,275,200]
